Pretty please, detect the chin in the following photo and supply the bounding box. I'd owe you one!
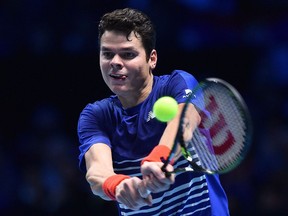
[110,87,128,95]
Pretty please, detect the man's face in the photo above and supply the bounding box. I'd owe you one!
[99,30,156,98]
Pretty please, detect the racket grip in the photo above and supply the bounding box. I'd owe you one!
[138,180,151,198]
[161,165,173,178]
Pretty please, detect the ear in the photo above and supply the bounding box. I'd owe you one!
[149,49,157,70]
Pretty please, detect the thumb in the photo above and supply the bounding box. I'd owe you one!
[143,194,153,206]
[138,179,151,198]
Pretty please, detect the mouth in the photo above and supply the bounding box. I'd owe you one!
[109,74,127,80]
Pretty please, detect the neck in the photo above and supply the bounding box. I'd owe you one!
[118,75,154,109]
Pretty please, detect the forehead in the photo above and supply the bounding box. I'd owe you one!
[100,30,143,49]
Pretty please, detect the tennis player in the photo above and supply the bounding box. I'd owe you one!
[77,8,230,215]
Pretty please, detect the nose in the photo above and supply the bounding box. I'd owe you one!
[110,54,123,70]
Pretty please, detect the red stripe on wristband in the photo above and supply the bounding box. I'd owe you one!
[102,174,130,200]
[141,145,171,165]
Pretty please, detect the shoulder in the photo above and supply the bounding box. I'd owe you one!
[78,96,121,123]
[156,70,198,86]
[153,70,199,102]
[170,69,198,83]
[81,96,118,113]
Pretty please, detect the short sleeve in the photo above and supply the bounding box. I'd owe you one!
[165,70,201,104]
[77,102,111,171]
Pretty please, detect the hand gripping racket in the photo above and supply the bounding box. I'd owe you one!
[139,78,253,197]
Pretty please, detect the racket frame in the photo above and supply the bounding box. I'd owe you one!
[161,78,253,175]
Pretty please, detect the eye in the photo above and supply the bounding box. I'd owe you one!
[101,51,114,59]
[120,52,137,59]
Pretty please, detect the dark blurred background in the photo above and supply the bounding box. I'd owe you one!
[1,0,288,215]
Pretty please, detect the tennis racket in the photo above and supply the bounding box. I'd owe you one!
[139,77,252,197]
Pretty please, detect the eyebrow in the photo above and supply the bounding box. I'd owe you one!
[100,46,136,52]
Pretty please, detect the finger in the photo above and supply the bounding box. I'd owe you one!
[143,174,167,190]
[117,188,137,209]
[164,164,175,183]
[146,180,169,192]
[118,190,149,210]
[117,194,137,210]
[141,162,166,179]
[144,168,176,193]
[137,180,153,206]
[143,194,153,206]
[138,180,151,198]
[150,165,166,180]
[130,178,153,208]
[149,170,174,185]
[144,175,171,194]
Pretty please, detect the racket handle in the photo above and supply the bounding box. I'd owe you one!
[138,180,151,198]
[161,165,173,177]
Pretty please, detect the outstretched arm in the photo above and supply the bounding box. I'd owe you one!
[85,143,152,209]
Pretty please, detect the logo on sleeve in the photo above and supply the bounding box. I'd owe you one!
[183,89,193,98]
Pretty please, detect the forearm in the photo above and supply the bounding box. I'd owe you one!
[86,165,114,200]
[158,103,200,153]
[84,144,115,200]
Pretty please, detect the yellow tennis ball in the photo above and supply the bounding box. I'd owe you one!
[153,96,178,122]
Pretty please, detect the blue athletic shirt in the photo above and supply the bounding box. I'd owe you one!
[77,70,230,216]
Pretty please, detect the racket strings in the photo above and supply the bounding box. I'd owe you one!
[211,89,246,152]
[196,85,249,172]
[190,128,219,171]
